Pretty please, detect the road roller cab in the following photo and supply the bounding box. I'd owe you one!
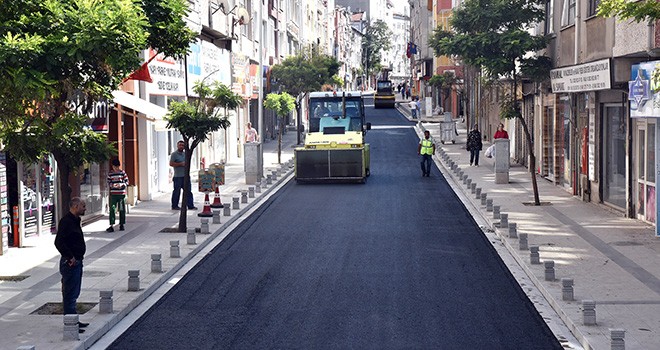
[295,91,371,183]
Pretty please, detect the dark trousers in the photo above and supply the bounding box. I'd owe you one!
[420,154,432,175]
[470,149,480,165]
[172,176,194,209]
[60,257,83,315]
[109,194,126,225]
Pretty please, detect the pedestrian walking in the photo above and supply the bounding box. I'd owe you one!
[418,130,436,177]
[54,197,89,332]
[494,123,509,139]
[409,98,418,119]
[245,122,259,143]
[466,124,483,166]
[106,159,128,232]
[415,97,422,117]
[170,140,197,210]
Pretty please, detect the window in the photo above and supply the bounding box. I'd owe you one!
[545,0,554,34]
[588,0,600,17]
[561,0,576,27]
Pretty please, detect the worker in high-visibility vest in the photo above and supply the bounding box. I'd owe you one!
[417,130,436,177]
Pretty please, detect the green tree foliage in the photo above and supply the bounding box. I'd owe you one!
[0,0,196,213]
[270,46,341,96]
[429,71,459,110]
[166,81,241,231]
[264,92,296,164]
[362,20,392,84]
[429,0,549,205]
[598,0,660,23]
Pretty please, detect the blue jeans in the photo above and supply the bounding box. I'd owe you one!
[420,154,432,175]
[411,109,417,119]
[172,176,194,209]
[470,149,480,166]
[60,257,83,315]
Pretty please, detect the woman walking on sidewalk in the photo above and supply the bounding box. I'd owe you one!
[466,124,483,166]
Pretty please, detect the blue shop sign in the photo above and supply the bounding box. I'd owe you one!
[630,61,658,118]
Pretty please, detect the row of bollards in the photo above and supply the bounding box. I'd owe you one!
[436,146,627,350]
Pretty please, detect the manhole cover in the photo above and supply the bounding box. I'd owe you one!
[30,302,98,315]
[83,270,111,277]
[0,275,29,282]
[522,201,552,206]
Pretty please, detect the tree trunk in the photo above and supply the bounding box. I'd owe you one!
[277,116,282,164]
[513,72,540,206]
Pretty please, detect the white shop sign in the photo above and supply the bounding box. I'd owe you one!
[550,59,611,93]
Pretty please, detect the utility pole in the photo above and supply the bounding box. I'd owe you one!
[409,1,415,99]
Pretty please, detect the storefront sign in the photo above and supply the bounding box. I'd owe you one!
[210,163,225,186]
[198,169,215,193]
[231,53,251,98]
[550,59,611,93]
[146,49,186,96]
[588,112,595,181]
[630,61,660,118]
[186,39,231,96]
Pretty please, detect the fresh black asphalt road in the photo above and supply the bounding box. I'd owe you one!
[109,105,562,349]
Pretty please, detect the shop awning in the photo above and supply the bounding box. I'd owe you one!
[111,91,170,130]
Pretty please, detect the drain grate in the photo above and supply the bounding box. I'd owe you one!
[30,302,98,315]
[0,275,29,282]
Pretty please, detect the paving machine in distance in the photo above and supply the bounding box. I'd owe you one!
[374,80,395,108]
[295,91,371,183]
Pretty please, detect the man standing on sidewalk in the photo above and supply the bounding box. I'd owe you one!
[106,159,128,232]
[245,122,259,143]
[170,140,197,210]
[54,197,89,331]
[409,98,418,119]
[417,130,436,177]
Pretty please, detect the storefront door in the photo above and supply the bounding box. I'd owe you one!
[603,104,626,208]
[635,119,656,223]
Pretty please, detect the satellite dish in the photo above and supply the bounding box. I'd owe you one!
[217,0,230,15]
[237,7,251,25]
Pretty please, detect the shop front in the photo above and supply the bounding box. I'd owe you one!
[629,61,660,233]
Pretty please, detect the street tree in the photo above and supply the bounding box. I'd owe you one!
[362,20,393,87]
[0,0,195,214]
[598,0,660,23]
[270,46,340,144]
[429,0,552,205]
[166,81,242,232]
[264,92,296,164]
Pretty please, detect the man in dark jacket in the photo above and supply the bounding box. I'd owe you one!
[54,197,89,330]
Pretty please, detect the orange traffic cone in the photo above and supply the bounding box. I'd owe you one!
[197,193,213,217]
[210,187,224,208]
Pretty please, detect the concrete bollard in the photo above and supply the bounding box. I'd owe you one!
[17,345,36,350]
[610,329,625,350]
[255,182,262,193]
[63,314,80,341]
[212,209,221,224]
[561,278,574,301]
[462,175,468,184]
[266,174,272,185]
[200,218,209,234]
[544,260,555,281]
[271,170,278,181]
[99,290,113,314]
[151,254,162,273]
[232,197,240,210]
[499,213,508,229]
[480,193,487,206]
[458,170,464,178]
[529,246,540,264]
[187,228,197,245]
[241,190,248,203]
[582,300,597,325]
[518,232,528,250]
[475,187,481,199]
[128,270,140,291]
[170,240,180,258]
[223,205,231,216]
[508,222,517,238]
[470,183,477,193]
[466,179,472,187]
[493,205,500,219]
[486,199,493,212]
[248,187,255,198]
